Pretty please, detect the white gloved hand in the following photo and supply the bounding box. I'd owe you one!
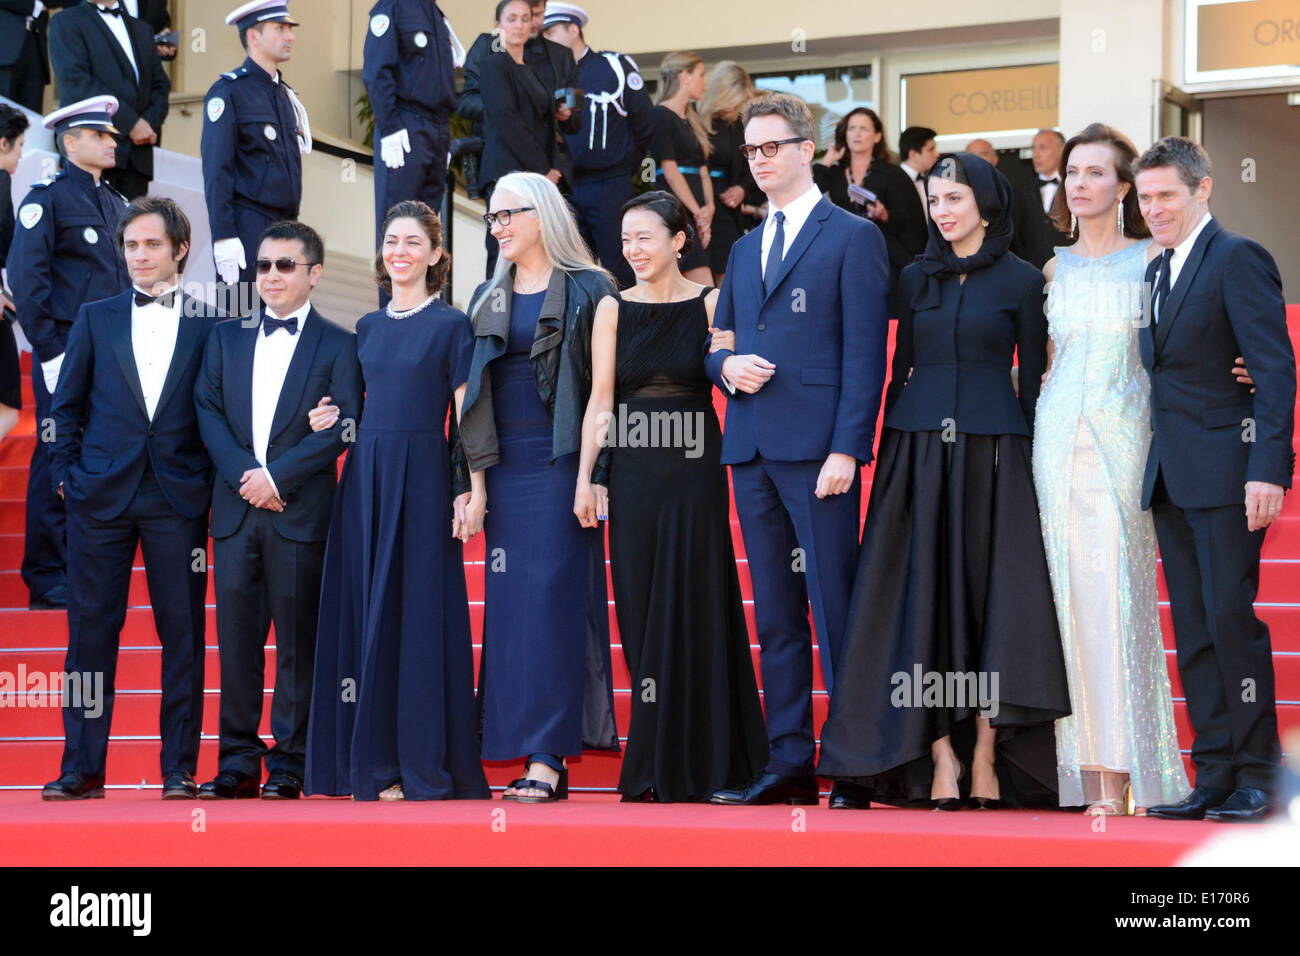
[380,129,411,170]
[213,237,246,286]
[41,352,64,395]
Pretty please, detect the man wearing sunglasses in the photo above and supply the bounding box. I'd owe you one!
[704,93,890,809]
[194,220,361,801]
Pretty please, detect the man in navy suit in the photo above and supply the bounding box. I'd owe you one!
[49,0,171,199]
[705,93,890,807]
[1134,138,1296,823]
[194,220,362,801]
[42,196,220,800]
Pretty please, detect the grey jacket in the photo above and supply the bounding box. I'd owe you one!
[455,265,615,493]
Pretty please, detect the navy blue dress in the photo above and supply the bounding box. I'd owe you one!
[478,291,618,765]
[305,300,490,801]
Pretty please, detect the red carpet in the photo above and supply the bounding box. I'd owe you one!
[0,791,1214,866]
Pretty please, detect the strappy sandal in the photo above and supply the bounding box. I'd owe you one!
[511,767,569,804]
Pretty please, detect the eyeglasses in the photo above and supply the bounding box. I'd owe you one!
[482,207,535,227]
[255,257,319,275]
[738,138,807,161]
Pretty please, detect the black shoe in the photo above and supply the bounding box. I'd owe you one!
[620,788,658,803]
[161,771,198,800]
[1205,786,1271,823]
[1146,786,1233,820]
[969,797,1003,810]
[198,770,260,800]
[41,771,105,801]
[827,781,872,810]
[29,584,68,610]
[260,771,303,800]
[709,772,819,806]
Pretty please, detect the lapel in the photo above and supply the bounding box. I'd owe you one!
[761,197,831,307]
[107,290,148,420]
[151,295,204,421]
[1139,254,1158,369]
[229,313,259,442]
[268,308,324,444]
[1154,217,1220,354]
[84,5,139,86]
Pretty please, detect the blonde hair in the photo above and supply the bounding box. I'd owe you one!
[657,51,712,157]
[469,171,612,318]
[700,61,757,134]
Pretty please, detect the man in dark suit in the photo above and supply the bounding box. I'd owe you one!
[194,220,362,801]
[41,196,220,800]
[9,96,131,610]
[704,93,890,808]
[48,0,170,200]
[894,125,936,265]
[0,1,76,113]
[1135,137,1296,823]
[1011,128,1069,268]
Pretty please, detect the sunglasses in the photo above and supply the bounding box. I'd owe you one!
[255,257,319,275]
[738,138,807,161]
[482,206,535,227]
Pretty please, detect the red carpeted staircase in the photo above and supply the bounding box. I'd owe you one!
[2,311,1298,866]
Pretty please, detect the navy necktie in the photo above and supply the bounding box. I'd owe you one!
[764,210,785,295]
[263,315,299,336]
[1154,247,1174,324]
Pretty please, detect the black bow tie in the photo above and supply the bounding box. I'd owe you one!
[1039,176,1059,186]
[263,315,299,336]
[134,289,175,308]
[98,5,123,16]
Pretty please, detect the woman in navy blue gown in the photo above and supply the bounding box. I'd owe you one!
[459,172,620,802]
[305,201,489,802]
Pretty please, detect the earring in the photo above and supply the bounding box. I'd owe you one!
[980,218,989,228]
[1116,201,1125,233]
[1070,212,1078,237]
[676,251,682,259]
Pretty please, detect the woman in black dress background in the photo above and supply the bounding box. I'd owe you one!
[814,107,926,313]
[651,51,714,285]
[817,153,1070,810]
[0,103,28,442]
[700,61,761,284]
[575,191,766,802]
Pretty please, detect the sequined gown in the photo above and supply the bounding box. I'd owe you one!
[1032,241,1189,808]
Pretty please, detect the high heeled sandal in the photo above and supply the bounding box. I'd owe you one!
[511,767,569,804]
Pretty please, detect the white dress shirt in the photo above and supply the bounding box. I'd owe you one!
[122,0,139,17]
[130,285,181,420]
[1156,212,1213,323]
[252,302,310,497]
[901,161,927,208]
[1037,175,1060,213]
[96,2,138,81]
[758,181,824,279]
[29,1,45,21]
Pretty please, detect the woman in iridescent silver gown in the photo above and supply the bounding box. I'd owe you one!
[1033,124,1189,814]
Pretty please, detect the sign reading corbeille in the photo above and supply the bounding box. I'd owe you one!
[901,63,1059,137]
[1197,0,1300,72]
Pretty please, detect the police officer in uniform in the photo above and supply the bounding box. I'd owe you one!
[363,0,465,251]
[8,95,131,609]
[201,0,311,299]
[542,3,654,288]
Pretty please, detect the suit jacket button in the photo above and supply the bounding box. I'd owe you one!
[757,323,766,331]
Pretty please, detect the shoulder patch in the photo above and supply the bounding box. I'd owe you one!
[370,13,390,37]
[206,97,225,122]
[19,203,44,230]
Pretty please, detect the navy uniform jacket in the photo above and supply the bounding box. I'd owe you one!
[49,290,221,521]
[200,57,305,242]
[569,47,655,179]
[362,0,456,135]
[8,164,130,362]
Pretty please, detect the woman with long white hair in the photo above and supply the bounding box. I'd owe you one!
[458,171,620,802]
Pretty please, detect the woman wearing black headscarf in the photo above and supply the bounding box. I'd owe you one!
[816,152,1071,812]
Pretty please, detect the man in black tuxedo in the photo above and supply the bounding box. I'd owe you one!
[1135,137,1296,823]
[0,1,76,113]
[49,0,170,199]
[194,220,362,800]
[1011,128,1069,268]
[42,196,220,800]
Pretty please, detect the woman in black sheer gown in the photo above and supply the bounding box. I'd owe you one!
[575,191,766,802]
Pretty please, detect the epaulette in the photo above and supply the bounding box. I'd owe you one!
[218,66,250,81]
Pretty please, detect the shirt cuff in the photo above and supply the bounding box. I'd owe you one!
[719,363,737,395]
[31,1,44,19]
[261,466,282,500]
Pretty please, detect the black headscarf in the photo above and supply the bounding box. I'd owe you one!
[912,152,1015,310]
